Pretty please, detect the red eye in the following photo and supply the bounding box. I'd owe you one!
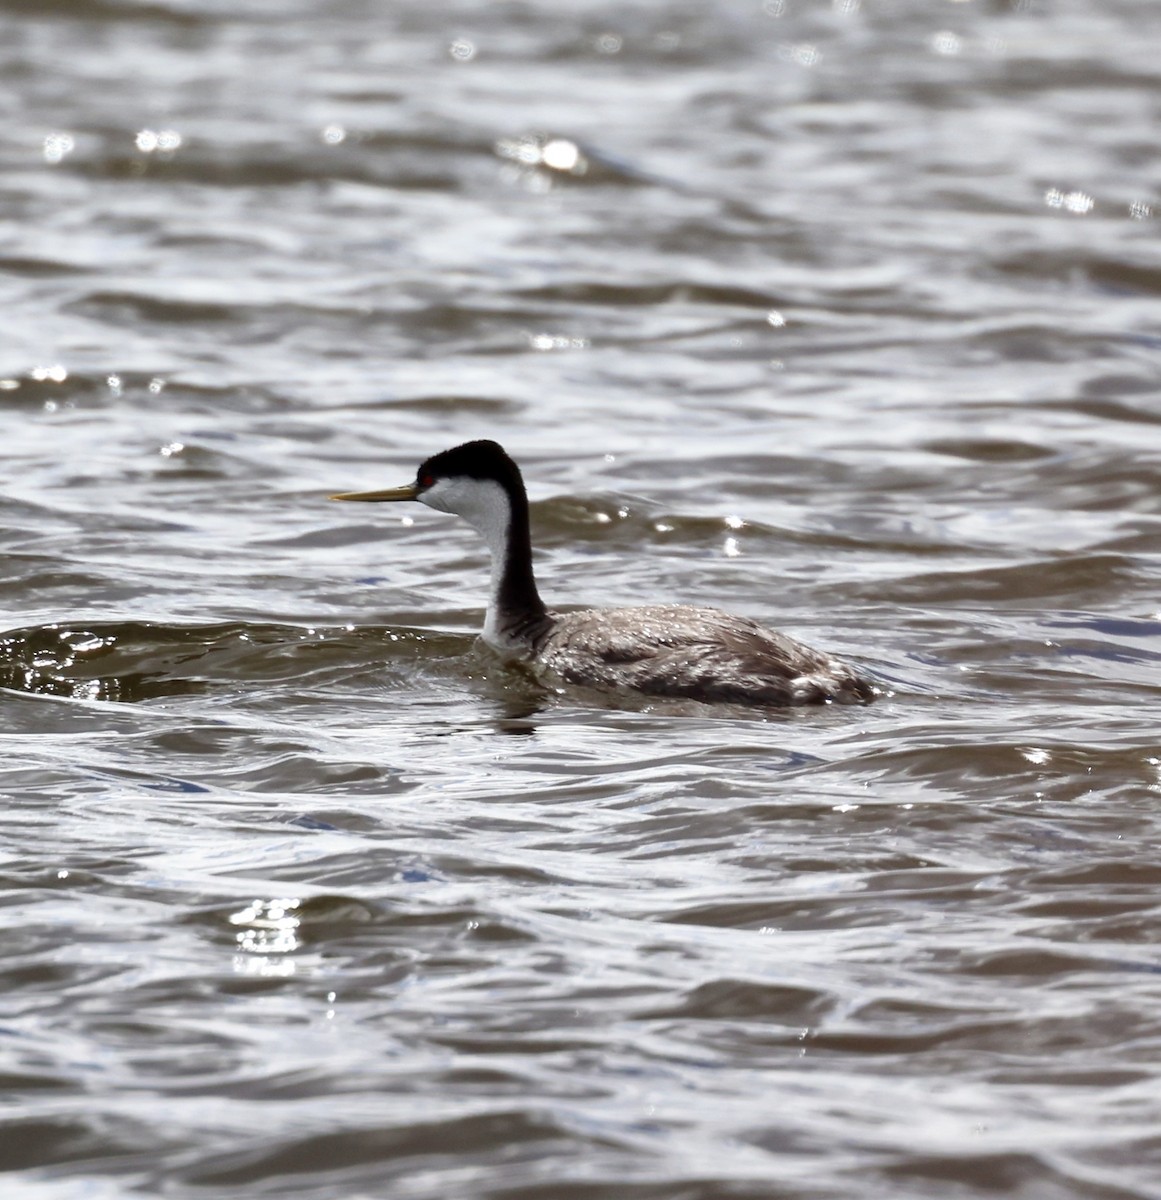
[419,472,435,489]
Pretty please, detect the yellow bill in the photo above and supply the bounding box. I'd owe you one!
[330,484,419,502]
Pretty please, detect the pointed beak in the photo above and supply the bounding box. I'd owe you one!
[330,483,419,503]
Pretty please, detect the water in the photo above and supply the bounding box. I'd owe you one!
[3,0,1161,1196]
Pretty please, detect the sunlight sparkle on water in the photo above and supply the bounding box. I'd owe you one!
[1045,188,1094,214]
[542,139,581,172]
[495,134,588,177]
[136,129,182,153]
[497,136,541,165]
[43,133,75,163]
[931,31,963,56]
[31,364,68,382]
[231,898,302,956]
[527,332,590,351]
[234,955,297,978]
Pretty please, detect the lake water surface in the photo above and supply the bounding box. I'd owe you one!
[2,1,1161,1197]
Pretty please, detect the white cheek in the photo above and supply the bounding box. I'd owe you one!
[417,477,511,558]
[418,478,456,513]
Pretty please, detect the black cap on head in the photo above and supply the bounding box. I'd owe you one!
[417,440,525,495]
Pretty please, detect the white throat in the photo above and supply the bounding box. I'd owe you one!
[420,476,514,648]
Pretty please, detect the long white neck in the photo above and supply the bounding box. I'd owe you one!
[466,484,517,647]
[419,476,548,652]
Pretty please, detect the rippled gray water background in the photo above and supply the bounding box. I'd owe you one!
[3,1,1161,1196]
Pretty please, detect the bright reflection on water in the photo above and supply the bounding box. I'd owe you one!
[231,897,303,956]
[43,132,75,163]
[135,128,183,153]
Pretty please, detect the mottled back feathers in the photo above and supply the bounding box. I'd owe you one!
[534,604,875,706]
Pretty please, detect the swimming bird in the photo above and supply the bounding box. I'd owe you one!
[332,440,875,707]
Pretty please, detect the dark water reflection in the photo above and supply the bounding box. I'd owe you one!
[2,1,1161,1198]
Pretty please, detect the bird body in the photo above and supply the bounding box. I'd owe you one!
[527,604,872,706]
[333,440,875,708]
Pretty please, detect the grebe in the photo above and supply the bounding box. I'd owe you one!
[332,440,875,707]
